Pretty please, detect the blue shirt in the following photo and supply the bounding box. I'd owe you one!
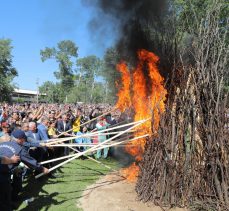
[37,124,49,141]
[0,140,43,182]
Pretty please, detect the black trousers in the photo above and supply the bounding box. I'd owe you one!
[64,140,70,156]
[11,172,22,201]
[0,181,12,211]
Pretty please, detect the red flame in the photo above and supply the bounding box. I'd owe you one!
[116,49,167,182]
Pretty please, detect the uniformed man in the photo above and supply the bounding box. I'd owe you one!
[0,129,49,211]
[0,155,20,165]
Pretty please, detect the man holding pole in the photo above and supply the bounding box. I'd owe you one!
[0,130,49,210]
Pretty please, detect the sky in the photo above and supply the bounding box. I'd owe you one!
[0,0,117,90]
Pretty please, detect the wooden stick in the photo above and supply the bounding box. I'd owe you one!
[39,133,148,165]
[36,119,149,178]
[92,134,149,152]
[57,109,116,137]
[47,144,134,147]
[40,153,77,165]
[68,146,112,170]
[36,133,149,178]
[80,108,116,128]
[48,119,141,143]
[47,119,144,145]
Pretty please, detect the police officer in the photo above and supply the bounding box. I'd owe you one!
[0,129,49,211]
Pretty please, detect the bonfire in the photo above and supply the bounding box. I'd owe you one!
[115,49,167,181]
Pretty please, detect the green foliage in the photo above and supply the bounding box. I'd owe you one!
[100,47,121,104]
[76,55,103,102]
[40,40,78,93]
[0,39,17,101]
[40,47,106,103]
[174,0,229,35]
[39,81,64,103]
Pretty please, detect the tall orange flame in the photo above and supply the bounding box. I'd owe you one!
[116,61,131,112]
[116,49,167,182]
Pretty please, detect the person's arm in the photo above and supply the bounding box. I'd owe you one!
[20,148,49,174]
[33,106,44,120]
[0,155,20,164]
[23,139,41,148]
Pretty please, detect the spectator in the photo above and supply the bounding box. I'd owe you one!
[37,116,50,141]
[0,122,11,143]
[72,109,82,135]
[48,121,58,139]
[26,122,46,162]
[74,126,91,152]
[57,114,72,156]
[9,111,21,131]
[94,117,110,159]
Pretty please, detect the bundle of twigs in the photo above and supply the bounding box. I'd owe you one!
[136,2,229,210]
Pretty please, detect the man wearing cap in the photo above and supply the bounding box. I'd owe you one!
[0,129,49,210]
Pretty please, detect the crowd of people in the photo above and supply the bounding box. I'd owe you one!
[0,102,121,210]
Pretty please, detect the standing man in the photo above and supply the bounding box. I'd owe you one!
[37,116,49,141]
[27,122,46,162]
[57,114,72,156]
[0,130,49,210]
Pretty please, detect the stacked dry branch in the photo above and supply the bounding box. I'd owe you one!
[136,2,229,210]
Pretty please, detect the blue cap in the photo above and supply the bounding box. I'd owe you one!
[12,130,27,140]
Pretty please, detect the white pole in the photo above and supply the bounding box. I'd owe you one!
[36,119,149,178]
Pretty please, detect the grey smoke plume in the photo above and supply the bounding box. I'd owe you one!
[84,0,170,64]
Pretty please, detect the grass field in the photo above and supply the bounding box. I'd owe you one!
[16,158,119,211]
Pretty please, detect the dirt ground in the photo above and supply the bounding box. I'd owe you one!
[78,171,188,211]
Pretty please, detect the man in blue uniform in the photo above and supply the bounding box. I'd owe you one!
[0,129,49,211]
[0,155,20,165]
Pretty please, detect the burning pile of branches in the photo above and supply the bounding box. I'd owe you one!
[136,3,229,210]
[115,49,167,181]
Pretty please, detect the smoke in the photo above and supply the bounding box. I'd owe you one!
[84,0,169,64]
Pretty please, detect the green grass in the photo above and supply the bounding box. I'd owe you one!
[16,158,119,211]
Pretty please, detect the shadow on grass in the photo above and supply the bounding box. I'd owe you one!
[19,192,64,211]
[14,158,120,210]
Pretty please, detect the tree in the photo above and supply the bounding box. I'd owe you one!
[39,81,64,103]
[101,47,121,103]
[40,40,78,97]
[0,39,18,101]
[76,55,103,102]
